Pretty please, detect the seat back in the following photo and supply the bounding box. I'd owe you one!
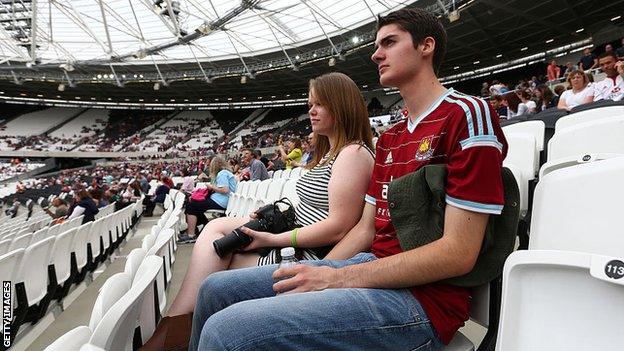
[51,228,78,285]
[87,217,104,261]
[496,250,624,351]
[9,233,32,252]
[73,222,92,272]
[87,256,161,351]
[547,116,624,162]
[280,169,292,179]
[272,169,283,179]
[289,167,303,179]
[280,179,300,209]
[530,156,624,257]
[31,227,49,244]
[16,236,55,306]
[133,255,166,345]
[89,272,132,330]
[263,178,287,205]
[0,239,12,256]
[0,248,25,303]
[555,105,624,132]
[503,133,538,181]
[141,234,157,251]
[47,223,63,238]
[124,248,147,281]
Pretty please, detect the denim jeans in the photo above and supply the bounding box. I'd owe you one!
[190,252,442,351]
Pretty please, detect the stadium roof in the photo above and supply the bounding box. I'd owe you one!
[0,0,621,108]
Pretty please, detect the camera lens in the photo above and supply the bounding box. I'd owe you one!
[213,218,268,257]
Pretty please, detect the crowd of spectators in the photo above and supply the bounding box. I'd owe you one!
[0,159,45,181]
[481,42,623,119]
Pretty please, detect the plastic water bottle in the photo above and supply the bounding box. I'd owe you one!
[275,247,299,292]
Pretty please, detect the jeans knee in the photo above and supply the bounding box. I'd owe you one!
[198,271,233,312]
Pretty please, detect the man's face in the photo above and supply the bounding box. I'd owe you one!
[371,24,422,87]
[489,98,500,109]
[242,150,253,165]
[599,56,618,77]
[584,48,591,56]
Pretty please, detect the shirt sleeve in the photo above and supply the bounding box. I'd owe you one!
[287,148,302,162]
[445,104,507,215]
[215,170,230,189]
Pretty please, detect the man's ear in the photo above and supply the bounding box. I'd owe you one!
[420,36,436,58]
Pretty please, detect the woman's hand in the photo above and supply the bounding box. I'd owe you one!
[239,226,278,251]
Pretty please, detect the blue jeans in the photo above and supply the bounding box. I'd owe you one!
[190,253,442,351]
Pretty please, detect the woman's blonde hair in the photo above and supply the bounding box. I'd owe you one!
[209,156,230,181]
[307,72,373,168]
[566,69,589,89]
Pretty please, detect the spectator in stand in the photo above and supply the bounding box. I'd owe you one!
[143,177,170,217]
[67,189,99,224]
[547,59,562,82]
[241,148,269,181]
[563,62,578,78]
[489,95,508,118]
[554,84,566,98]
[535,84,558,112]
[579,47,598,71]
[558,70,595,110]
[516,89,537,115]
[44,197,68,219]
[480,82,490,97]
[605,43,614,53]
[161,174,174,188]
[489,80,508,95]
[616,38,624,60]
[278,137,303,170]
[292,132,316,168]
[502,90,521,119]
[179,156,237,242]
[144,72,375,350]
[180,168,195,194]
[593,52,624,102]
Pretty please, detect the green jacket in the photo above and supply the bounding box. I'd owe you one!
[387,164,520,287]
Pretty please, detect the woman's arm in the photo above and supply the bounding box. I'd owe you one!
[324,203,376,260]
[557,92,568,110]
[244,145,374,250]
[67,205,85,220]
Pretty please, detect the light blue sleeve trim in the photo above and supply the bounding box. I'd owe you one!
[446,195,503,215]
[365,194,376,205]
[459,135,503,152]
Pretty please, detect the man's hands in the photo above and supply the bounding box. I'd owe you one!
[272,265,345,294]
[616,60,624,76]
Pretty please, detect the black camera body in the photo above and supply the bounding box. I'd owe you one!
[213,200,296,258]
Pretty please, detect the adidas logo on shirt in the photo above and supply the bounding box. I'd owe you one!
[385,152,393,164]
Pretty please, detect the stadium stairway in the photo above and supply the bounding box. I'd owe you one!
[42,109,88,138]
[15,206,194,351]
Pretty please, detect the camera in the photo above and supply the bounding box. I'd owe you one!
[213,200,296,258]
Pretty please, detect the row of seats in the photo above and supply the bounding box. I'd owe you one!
[268,167,308,180]
[0,200,142,345]
[44,188,184,350]
[444,103,624,350]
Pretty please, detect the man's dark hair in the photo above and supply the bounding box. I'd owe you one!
[598,51,617,61]
[253,149,262,158]
[378,7,447,72]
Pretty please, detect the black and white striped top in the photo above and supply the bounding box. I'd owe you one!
[294,143,374,227]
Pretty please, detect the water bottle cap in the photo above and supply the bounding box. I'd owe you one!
[280,247,295,257]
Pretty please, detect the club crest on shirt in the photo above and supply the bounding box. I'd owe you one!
[415,136,435,161]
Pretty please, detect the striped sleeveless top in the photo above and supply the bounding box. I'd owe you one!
[294,143,374,227]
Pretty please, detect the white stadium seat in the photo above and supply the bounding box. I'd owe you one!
[555,105,624,133]
[547,116,624,162]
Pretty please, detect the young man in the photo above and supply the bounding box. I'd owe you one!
[189,8,507,351]
[593,52,624,102]
[242,148,269,181]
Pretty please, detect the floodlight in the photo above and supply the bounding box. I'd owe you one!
[154,82,160,90]
[328,57,336,66]
[58,83,65,91]
[59,63,75,71]
[448,10,460,22]
[241,75,247,84]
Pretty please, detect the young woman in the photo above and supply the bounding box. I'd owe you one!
[557,70,594,110]
[141,72,375,350]
[516,89,537,115]
[278,137,303,169]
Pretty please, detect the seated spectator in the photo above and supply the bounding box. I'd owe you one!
[188,9,509,351]
[44,198,68,219]
[535,84,558,112]
[180,168,195,194]
[143,72,375,350]
[242,148,269,181]
[277,137,303,170]
[593,52,624,102]
[502,90,521,119]
[67,189,99,224]
[579,48,598,71]
[563,62,578,78]
[488,95,507,118]
[516,89,537,115]
[558,70,594,110]
[179,156,237,242]
[547,59,562,81]
[291,132,316,168]
[143,178,170,217]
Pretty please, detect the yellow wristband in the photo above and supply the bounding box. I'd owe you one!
[290,228,299,248]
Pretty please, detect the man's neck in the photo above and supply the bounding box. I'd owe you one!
[399,71,447,122]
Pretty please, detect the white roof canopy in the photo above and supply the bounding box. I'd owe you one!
[0,0,418,65]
